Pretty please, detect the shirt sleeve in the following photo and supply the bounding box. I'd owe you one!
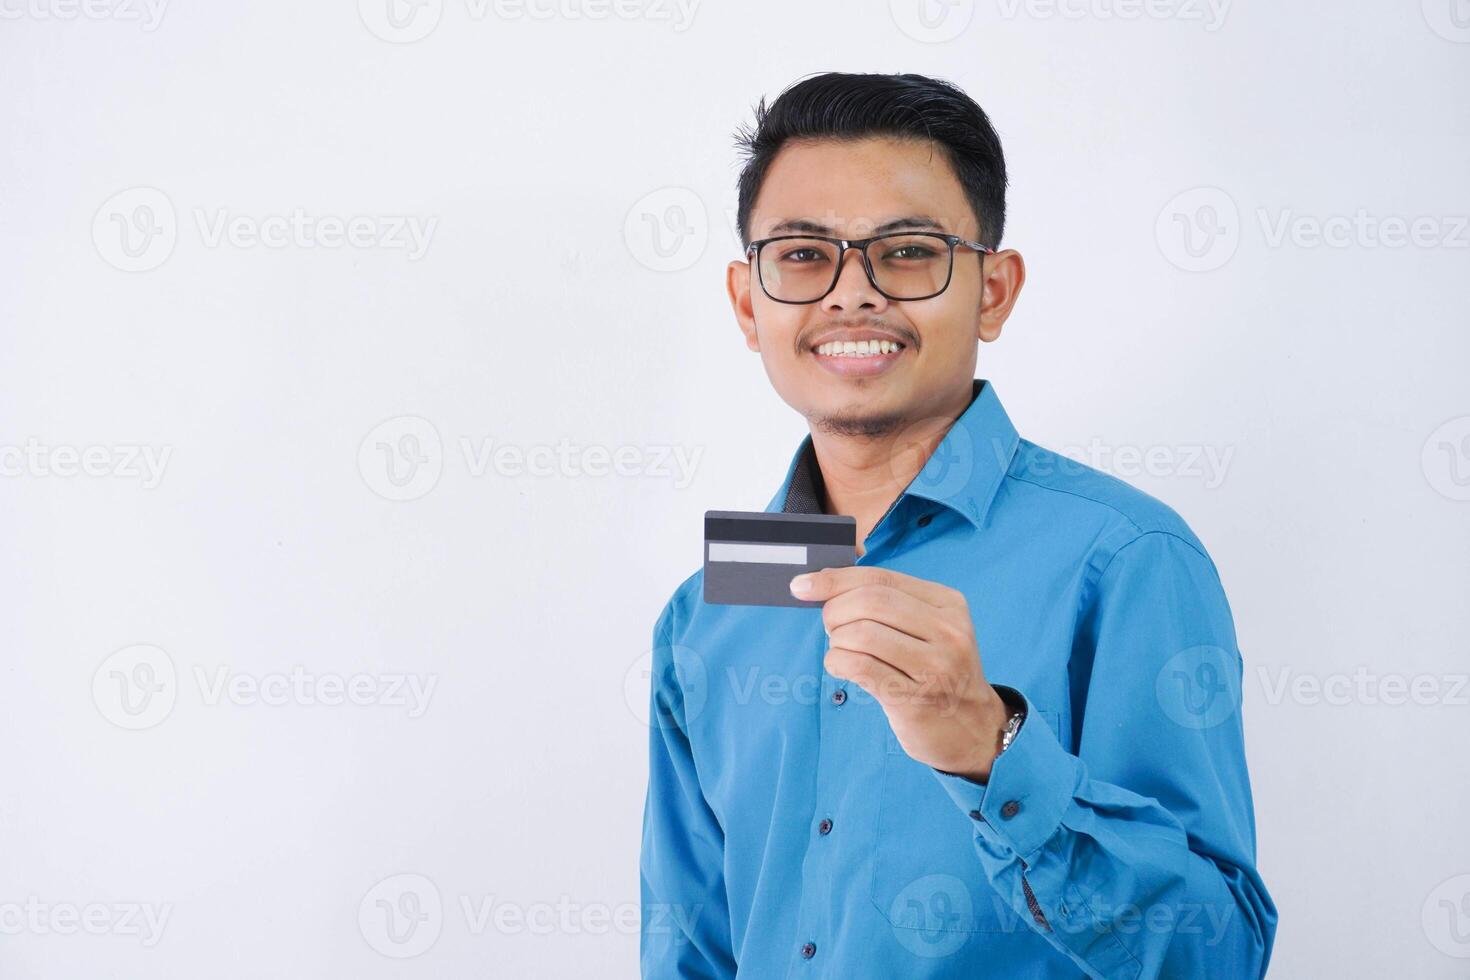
[639,599,738,979]
[927,529,1278,979]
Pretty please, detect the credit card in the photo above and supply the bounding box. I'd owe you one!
[703,510,857,607]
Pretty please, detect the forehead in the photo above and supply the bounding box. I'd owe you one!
[750,136,976,239]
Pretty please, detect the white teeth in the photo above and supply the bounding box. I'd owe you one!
[815,339,904,357]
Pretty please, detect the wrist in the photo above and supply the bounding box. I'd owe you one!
[949,685,1019,783]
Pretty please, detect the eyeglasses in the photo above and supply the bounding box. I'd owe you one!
[744,232,993,304]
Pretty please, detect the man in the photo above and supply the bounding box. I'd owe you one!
[640,72,1277,978]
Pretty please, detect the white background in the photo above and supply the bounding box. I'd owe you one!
[2,0,1467,976]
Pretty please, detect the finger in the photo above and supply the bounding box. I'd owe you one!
[822,584,944,643]
[827,618,931,680]
[791,565,958,609]
[823,645,915,705]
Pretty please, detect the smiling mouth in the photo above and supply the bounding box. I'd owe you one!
[812,339,906,358]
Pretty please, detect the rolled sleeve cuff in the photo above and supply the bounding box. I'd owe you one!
[929,686,1083,860]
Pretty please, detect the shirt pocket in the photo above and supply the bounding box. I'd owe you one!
[871,708,1062,936]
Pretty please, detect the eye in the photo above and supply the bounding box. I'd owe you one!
[883,244,939,261]
[779,247,827,263]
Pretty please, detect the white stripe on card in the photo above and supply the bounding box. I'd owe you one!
[707,542,808,565]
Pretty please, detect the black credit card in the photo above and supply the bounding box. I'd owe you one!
[703,510,857,607]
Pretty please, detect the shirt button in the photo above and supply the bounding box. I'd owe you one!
[967,809,984,822]
[917,513,933,527]
[801,941,816,959]
[831,689,847,706]
[818,818,833,835]
[1001,800,1021,819]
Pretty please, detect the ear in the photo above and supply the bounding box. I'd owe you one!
[728,259,760,352]
[977,249,1026,344]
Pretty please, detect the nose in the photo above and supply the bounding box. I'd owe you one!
[821,244,889,314]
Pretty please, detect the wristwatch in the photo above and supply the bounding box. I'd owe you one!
[995,686,1027,757]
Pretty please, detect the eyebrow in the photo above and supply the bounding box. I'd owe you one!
[766,214,951,237]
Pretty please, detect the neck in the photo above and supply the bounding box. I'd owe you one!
[807,382,975,553]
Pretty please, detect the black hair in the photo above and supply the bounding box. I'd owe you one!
[733,72,1008,251]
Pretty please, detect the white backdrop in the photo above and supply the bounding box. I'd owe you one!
[2,1,1467,977]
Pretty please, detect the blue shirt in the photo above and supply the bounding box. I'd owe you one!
[640,379,1277,978]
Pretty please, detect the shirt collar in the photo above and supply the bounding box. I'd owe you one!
[763,378,1020,530]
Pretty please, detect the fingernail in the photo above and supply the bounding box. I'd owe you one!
[790,574,813,595]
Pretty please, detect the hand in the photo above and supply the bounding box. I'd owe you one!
[790,566,1011,782]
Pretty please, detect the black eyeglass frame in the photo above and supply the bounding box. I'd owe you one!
[743,232,995,304]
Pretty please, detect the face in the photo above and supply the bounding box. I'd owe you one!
[727,136,1024,438]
